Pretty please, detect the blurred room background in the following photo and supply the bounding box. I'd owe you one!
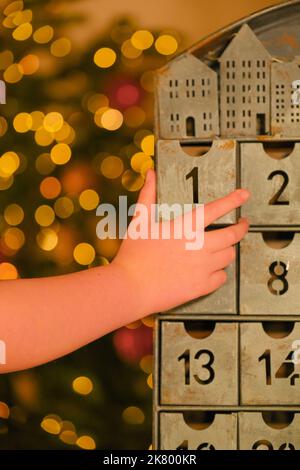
[0,0,285,450]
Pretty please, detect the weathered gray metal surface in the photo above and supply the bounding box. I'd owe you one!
[153,0,300,450]
[157,139,237,224]
[240,232,300,315]
[220,24,271,137]
[156,53,219,139]
[160,321,238,406]
[271,57,300,137]
[241,142,300,225]
[159,412,237,450]
[239,411,300,450]
[240,322,300,405]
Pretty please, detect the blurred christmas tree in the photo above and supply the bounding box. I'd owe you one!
[0,0,183,450]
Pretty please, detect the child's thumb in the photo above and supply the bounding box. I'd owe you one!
[136,168,156,210]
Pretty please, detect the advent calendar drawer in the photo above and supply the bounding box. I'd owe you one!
[169,257,236,314]
[159,411,237,450]
[239,411,300,450]
[240,231,300,315]
[157,139,237,224]
[160,321,238,405]
[240,322,300,405]
[240,142,300,225]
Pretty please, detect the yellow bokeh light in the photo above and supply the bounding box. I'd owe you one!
[139,355,153,374]
[86,94,109,114]
[30,111,45,131]
[54,197,74,219]
[50,143,72,165]
[50,37,72,57]
[33,25,54,44]
[121,39,142,59]
[3,227,25,250]
[141,134,155,156]
[94,106,109,128]
[155,34,178,55]
[3,63,23,83]
[43,112,64,133]
[73,243,95,265]
[122,406,145,425]
[4,1,24,16]
[20,54,38,76]
[147,374,153,389]
[4,203,24,226]
[140,70,155,93]
[0,263,18,280]
[0,151,20,177]
[54,122,72,142]
[0,50,14,70]
[0,117,8,137]
[59,430,77,445]
[94,47,116,68]
[140,158,154,177]
[0,402,10,419]
[131,30,154,50]
[79,189,99,211]
[130,152,152,173]
[40,176,61,199]
[123,106,145,127]
[72,376,93,395]
[76,436,96,450]
[35,153,56,175]
[35,127,54,147]
[122,169,144,192]
[12,23,32,41]
[41,417,61,435]
[0,176,14,190]
[12,10,33,27]
[100,156,124,179]
[101,108,123,131]
[36,228,58,251]
[13,112,32,133]
[19,54,39,75]
[35,205,55,227]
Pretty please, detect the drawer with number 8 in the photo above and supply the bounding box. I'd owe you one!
[240,231,300,315]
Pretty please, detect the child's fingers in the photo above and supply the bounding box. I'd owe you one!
[209,246,236,271]
[204,270,228,295]
[136,168,156,211]
[204,189,250,227]
[205,217,249,252]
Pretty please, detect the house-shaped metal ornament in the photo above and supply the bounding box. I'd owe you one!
[153,0,300,451]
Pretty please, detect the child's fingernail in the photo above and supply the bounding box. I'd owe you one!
[238,216,249,223]
[237,189,250,200]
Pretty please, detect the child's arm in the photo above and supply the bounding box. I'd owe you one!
[0,169,250,373]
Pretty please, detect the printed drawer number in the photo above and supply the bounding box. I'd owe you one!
[259,349,300,386]
[268,261,288,296]
[186,167,199,204]
[178,349,215,385]
[268,170,289,206]
[177,440,215,450]
[252,440,294,450]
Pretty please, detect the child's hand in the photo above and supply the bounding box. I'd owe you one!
[112,169,250,317]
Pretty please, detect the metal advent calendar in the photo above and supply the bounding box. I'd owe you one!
[153,0,300,450]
